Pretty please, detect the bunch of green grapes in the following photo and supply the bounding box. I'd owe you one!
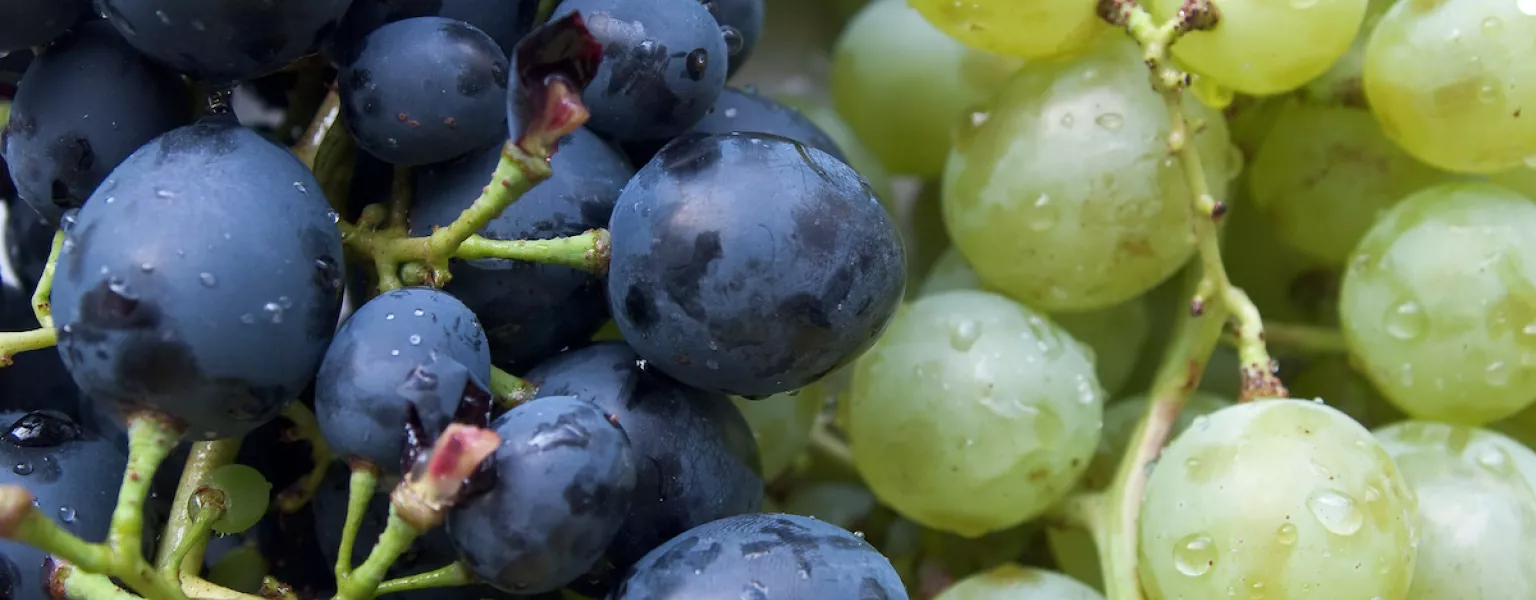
[848,290,1105,537]
[1148,0,1369,95]
[1138,400,1417,599]
[1364,0,1536,173]
[1374,422,1536,599]
[941,35,1231,313]
[1340,181,1536,425]
[907,0,1108,59]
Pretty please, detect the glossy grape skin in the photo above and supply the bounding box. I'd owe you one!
[0,0,85,51]
[731,384,823,481]
[1339,182,1536,425]
[2,21,190,224]
[624,86,846,167]
[710,0,764,76]
[1374,421,1536,600]
[908,0,1106,59]
[829,0,1022,178]
[942,36,1230,313]
[935,564,1103,600]
[314,288,490,474]
[447,396,636,594]
[610,513,908,600]
[776,97,895,208]
[1148,0,1368,95]
[327,0,541,59]
[551,0,728,142]
[607,132,905,398]
[1364,0,1536,173]
[849,290,1105,537]
[96,0,353,82]
[51,120,345,440]
[1248,101,1451,266]
[4,200,52,293]
[521,342,763,595]
[337,17,508,166]
[409,128,632,369]
[1139,400,1416,600]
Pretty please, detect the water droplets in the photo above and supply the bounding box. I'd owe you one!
[408,335,422,346]
[413,309,425,317]
[12,462,32,476]
[293,181,309,195]
[58,506,76,524]
[1306,489,1364,536]
[386,313,396,320]
[1482,16,1504,34]
[139,262,155,273]
[1478,445,1512,475]
[1477,81,1504,104]
[1027,193,1059,232]
[948,318,981,352]
[1172,534,1216,577]
[154,188,176,199]
[262,302,285,324]
[721,25,744,55]
[1485,360,1512,387]
[1384,301,1427,340]
[1275,523,1298,545]
[1058,112,1076,129]
[1094,113,1123,131]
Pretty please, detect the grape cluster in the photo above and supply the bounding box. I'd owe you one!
[2,0,1536,599]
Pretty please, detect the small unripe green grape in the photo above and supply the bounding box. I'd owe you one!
[1149,0,1369,95]
[941,36,1230,313]
[830,0,1022,178]
[205,463,271,535]
[907,0,1109,59]
[934,564,1104,600]
[1340,182,1536,425]
[849,290,1104,537]
[731,383,824,481]
[1139,400,1417,600]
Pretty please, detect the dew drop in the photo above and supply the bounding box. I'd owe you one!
[723,107,738,119]
[1478,445,1512,475]
[390,350,401,357]
[948,318,981,352]
[154,188,175,199]
[1482,16,1504,34]
[12,462,31,476]
[1276,523,1297,545]
[154,9,170,23]
[293,181,308,194]
[1383,301,1427,340]
[408,335,422,346]
[413,309,425,317]
[139,262,154,273]
[1094,113,1124,130]
[1172,534,1216,576]
[721,25,744,55]
[1484,361,1512,387]
[1478,83,1503,104]
[58,506,75,523]
[1306,490,1364,536]
[684,49,709,80]
[240,313,256,325]
[262,302,284,324]
[1028,193,1059,231]
[1059,112,1076,128]
[1191,415,1211,432]
[386,313,396,320]
[968,109,991,129]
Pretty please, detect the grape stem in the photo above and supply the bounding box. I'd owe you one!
[155,439,242,582]
[162,497,222,583]
[293,90,341,170]
[275,403,336,514]
[335,510,423,600]
[32,228,64,328]
[181,576,268,600]
[56,563,143,600]
[0,326,56,367]
[375,562,473,595]
[489,366,538,409]
[335,462,381,582]
[454,228,612,274]
[1222,321,1347,355]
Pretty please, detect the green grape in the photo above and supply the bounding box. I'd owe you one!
[942,36,1231,313]
[1225,94,1288,158]
[1301,0,1398,106]
[782,481,878,530]
[849,290,1105,537]
[1363,0,1536,173]
[830,0,1022,178]
[1340,182,1536,425]
[1248,101,1452,266]
[731,383,824,481]
[924,525,1042,583]
[1147,0,1368,95]
[1491,400,1536,452]
[206,542,268,594]
[908,0,1108,59]
[919,247,1151,394]
[1290,357,1405,430]
[1138,400,1417,600]
[205,464,271,535]
[1374,421,1536,600]
[1045,523,1104,591]
[935,564,1105,600]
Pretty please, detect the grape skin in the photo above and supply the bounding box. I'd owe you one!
[730,383,824,481]
[934,564,1104,600]
[1148,0,1369,95]
[849,290,1104,538]
[1339,182,1536,425]
[1138,400,1416,600]
[1374,422,1536,600]
[907,0,1107,59]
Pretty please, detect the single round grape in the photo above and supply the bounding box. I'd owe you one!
[1363,0,1536,173]
[1249,101,1452,266]
[1339,182,1536,425]
[849,290,1105,537]
[205,464,271,535]
[1289,358,1405,430]
[934,564,1104,600]
[1139,400,1416,600]
[830,0,1022,178]
[730,383,824,481]
[1374,421,1536,600]
[908,0,1107,59]
[1148,0,1369,95]
[942,36,1230,313]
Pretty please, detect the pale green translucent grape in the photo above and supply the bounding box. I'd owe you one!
[934,564,1104,600]
[1290,358,1405,430]
[731,384,824,481]
[782,481,878,530]
[1489,164,1536,200]
[1375,421,1536,600]
[919,247,1151,394]
[849,290,1105,537]
[1491,400,1536,452]
[1139,400,1417,600]
[1340,182,1536,425]
[1363,0,1536,173]
[1046,523,1104,591]
[1301,0,1398,106]
[908,0,1108,59]
[1225,95,1288,158]
[1148,0,1368,95]
[1249,101,1452,265]
[942,36,1230,313]
[205,464,271,535]
[830,0,1022,178]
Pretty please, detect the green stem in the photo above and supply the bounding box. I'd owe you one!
[420,141,549,285]
[1044,491,1104,532]
[162,508,219,582]
[375,562,473,596]
[7,501,114,574]
[489,367,537,409]
[154,439,242,577]
[335,464,380,581]
[275,403,336,514]
[112,415,181,558]
[181,577,268,600]
[0,101,10,129]
[59,564,144,600]
[336,510,423,600]
[1223,321,1347,355]
[454,229,611,274]
[0,327,57,366]
[32,228,64,328]
[387,166,413,233]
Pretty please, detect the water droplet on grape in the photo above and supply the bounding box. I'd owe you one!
[1306,489,1364,535]
[262,302,284,324]
[1058,112,1075,128]
[720,25,744,55]
[948,318,980,351]
[58,506,75,523]
[293,181,308,194]
[1482,16,1504,34]
[12,462,31,476]
[1478,83,1503,104]
[197,273,217,288]
[154,188,175,199]
[413,309,425,317]
[408,335,422,346]
[386,313,396,320]
[390,350,401,357]
[240,313,256,325]
[1276,523,1297,545]
[1028,194,1059,231]
[1094,113,1123,131]
[1172,534,1216,576]
[1191,415,1211,432]
[139,262,154,273]
[1384,301,1427,340]
[1485,361,1512,387]
[1478,445,1512,474]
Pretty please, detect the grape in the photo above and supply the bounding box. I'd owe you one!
[781,481,878,530]
[1300,0,1398,106]
[1138,399,1416,600]
[336,17,509,166]
[1363,0,1536,173]
[709,0,765,76]
[1148,0,1369,95]
[849,290,1104,537]
[97,0,352,82]
[941,36,1231,313]
[1289,358,1405,430]
[606,132,905,398]
[907,0,1108,59]
[0,0,84,51]
[4,198,52,291]
[1339,181,1536,425]
[1248,101,1452,266]
[1222,186,1341,326]
[206,464,271,535]
[830,0,1023,178]
[934,564,1104,600]
[1373,421,1536,600]
[731,384,824,481]
[328,0,542,59]
[624,86,846,168]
